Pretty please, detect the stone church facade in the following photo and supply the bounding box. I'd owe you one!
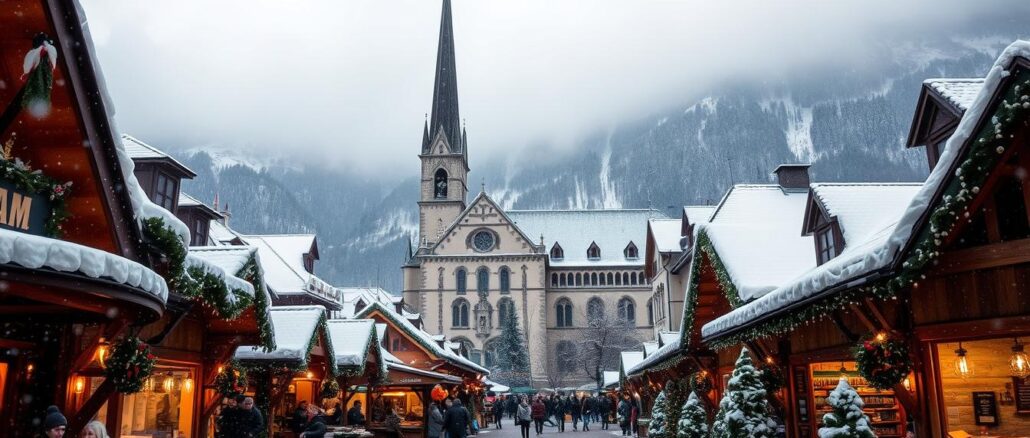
[402,0,655,387]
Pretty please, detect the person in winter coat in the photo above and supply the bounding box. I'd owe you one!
[79,420,110,438]
[629,400,639,438]
[217,397,244,438]
[299,403,328,438]
[292,400,310,434]
[508,395,518,419]
[599,396,611,430]
[581,395,596,431]
[492,397,505,429]
[517,397,532,438]
[42,405,67,438]
[530,396,546,436]
[552,395,566,432]
[569,396,581,431]
[617,398,631,436]
[428,402,446,438]
[348,401,366,426]
[385,407,405,438]
[241,397,264,437]
[444,398,472,438]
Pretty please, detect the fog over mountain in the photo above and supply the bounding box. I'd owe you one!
[163,25,1030,292]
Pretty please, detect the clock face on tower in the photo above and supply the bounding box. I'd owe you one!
[472,230,495,252]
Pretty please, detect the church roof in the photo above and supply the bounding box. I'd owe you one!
[507,209,664,267]
[426,0,464,159]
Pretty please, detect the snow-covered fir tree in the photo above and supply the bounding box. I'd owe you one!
[649,389,669,438]
[677,392,709,438]
[818,378,876,438]
[711,348,777,438]
[493,303,531,387]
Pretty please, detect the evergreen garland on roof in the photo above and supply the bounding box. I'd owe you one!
[680,230,744,348]
[706,72,1030,350]
[237,254,275,351]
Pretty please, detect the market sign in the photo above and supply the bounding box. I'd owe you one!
[0,180,53,236]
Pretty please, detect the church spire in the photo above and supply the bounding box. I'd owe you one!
[427,0,463,156]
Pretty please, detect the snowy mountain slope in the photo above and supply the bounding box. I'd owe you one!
[173,32,1023,292]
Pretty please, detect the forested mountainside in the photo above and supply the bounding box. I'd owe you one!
[177,32,1023,292]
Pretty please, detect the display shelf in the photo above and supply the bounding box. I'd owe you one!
[807,362,907,437]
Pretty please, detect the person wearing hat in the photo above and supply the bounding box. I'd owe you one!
[42,405,67,437]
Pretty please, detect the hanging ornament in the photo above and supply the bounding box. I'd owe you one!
[21,32,58,118]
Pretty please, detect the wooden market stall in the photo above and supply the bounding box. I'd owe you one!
[326,319,388,430]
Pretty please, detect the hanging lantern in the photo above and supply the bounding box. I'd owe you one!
[97,344,109,369]
[306,370,314,379]
[954,342,972,379]
[163,374,175,392]
[183,375,194,393]
[74,376,86,394]
[1010,338,1030,379]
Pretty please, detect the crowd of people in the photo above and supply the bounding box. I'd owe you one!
[489,392,641,438]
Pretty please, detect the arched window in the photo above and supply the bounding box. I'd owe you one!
[434,168,448,199]
[630,273,638,285]
[456,267,467,294]
[587,242,601,260]
[498,298,514,327]
[477,267,490,295]
[623,272,630,285]
[615,273,622,286]
[559,274,567,287]
[647,298,654,326]
[624,242,639,259]
[575,273,582,286]
[556,340,577,369]
[551,273,558,287]
[599,273,606,286]
[500,266,511,293]
[550,243,564,260]
[484,339,499,368]
[618,297,635,325]
[591,273,598,285]
[607,273,614,285]
[587,297,605,325]
[556,298,573,328]
[452,299,470,327]
[639,272,646,284]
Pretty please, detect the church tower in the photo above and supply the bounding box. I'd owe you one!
[419,0,469,247]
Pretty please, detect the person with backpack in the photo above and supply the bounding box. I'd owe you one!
[517,396,532,438]
[617,396,631,436]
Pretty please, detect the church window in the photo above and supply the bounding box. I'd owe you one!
[550,243,564,260]
[575,273,582,286]
[434,168,448,199]
[618,297,635,325]
[559,274,566,287]
[623,272,630,285]
[556,298,573,327]
[472,230,496,252]
[587,297,605,326]
[587,242,601,260]
[452,299,470,327]
[615,273,622,286]
[630,273,637,285]
[624,242,639,259]
[647,298,654,326]
[551,273,558,287]
[498,298,513,326]
[607,273,614,285]
[456,267,467,294]
[591,272,598,286]
[556,341,577,369]
[500,267,511,293]
[599,273,606,286]
[477,267,490,295]
[639,272,646,284]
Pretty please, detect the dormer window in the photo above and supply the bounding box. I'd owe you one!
[815,225,841,265]
[303,253,315,274]
[550,243,564,260]
[624,242,639,259]
[587,242,601,260]
[153,172,178,211]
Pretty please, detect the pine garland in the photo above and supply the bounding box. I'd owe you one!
[237,254,276,351]
[182,264,253,320]
[705,73,1030,350]
[664,379,688,438]
[215,360,249,398]
[143,217,187,292]
[681,230,745,348]
[0,135,72,237]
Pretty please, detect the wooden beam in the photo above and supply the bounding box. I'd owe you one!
[849,304,878,332]
[145,302,193,345]
[829,311,859,343]
[931,237,1030,276]
[69,319,128,376]
[863,299,892,331]
[67,379,114,433]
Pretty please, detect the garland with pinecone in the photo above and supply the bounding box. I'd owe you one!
[104,337,157,393]
[853,333,912,390]
[215,361,249,398]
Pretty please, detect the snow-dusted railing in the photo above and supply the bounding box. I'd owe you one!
[304,276,340,302]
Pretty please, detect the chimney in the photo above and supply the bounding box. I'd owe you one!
[773,164,811,191]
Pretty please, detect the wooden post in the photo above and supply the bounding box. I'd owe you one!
[67,379,114,433]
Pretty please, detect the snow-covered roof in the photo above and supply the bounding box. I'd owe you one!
[925,78,985,112]
[626,337,681,377]
[703,185,814,301]
[187,246,257,277]
[810,183,923,247]
[208,220,242,246]
[620,351,645,375]
[236,305,325,362]
[0,229,169,300]
[185,253,254,298]
[683,206,716,225]
[387,362,462,383]
[243,234,336,302]
[485,378,510,393]
[507,209,663,267]
[603,371,621,389]
[702,40,1030,341]
[642,341,659,357]
[649,219,683,253]
[326,319,376,367]
[355,301,489,375]
[658,331,679,347]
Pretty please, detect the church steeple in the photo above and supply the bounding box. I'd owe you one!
[426,0,463,157]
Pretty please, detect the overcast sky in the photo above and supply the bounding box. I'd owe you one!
[81,0,1027,173]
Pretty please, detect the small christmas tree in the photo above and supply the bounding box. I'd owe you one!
[648,389,669,438]
[677,392,709,438]
[664,379,688,438]
[711,347,776,438]
[818,378,876,438]
[494,303,531,387]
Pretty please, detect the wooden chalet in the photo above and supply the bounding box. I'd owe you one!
[690,40,1030,438]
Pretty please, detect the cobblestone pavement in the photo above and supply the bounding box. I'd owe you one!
[474,416,635,438]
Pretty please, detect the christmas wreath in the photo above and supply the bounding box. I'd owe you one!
[853,333,913,390]
[104,337,157,394]
[688,371,712,395]
[320,379,341,399]
[759,365,785,392]
[214,361,248,398]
